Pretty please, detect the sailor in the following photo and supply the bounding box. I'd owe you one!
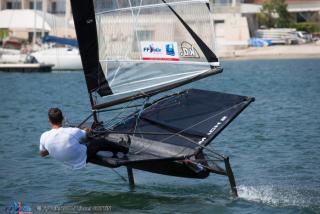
[39,108,129,169]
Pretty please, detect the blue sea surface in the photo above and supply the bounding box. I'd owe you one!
[0,58,319,213]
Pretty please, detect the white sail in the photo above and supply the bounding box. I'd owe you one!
[93,0,219,99]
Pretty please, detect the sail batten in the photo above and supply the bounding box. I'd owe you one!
[95,0,209,15]
[99,59,220,67]
[104,69,208,96]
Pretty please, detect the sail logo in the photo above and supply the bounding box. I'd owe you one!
[198,116,228,145]
[4,201,32,214]
[165,43,175,56]
[180,41,200,58]
[143,44,162,53]
[141,41,179,61]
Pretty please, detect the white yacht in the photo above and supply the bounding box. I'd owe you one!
[30,47,82,70]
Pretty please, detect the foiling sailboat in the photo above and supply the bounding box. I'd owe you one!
[69,0,254,196]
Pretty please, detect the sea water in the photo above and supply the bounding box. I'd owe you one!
[0,58,319,213]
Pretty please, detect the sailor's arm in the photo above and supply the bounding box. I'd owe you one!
[78,127,91,143]
[39,135,49,157]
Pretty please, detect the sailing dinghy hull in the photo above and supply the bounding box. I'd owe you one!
[86,89,254,180]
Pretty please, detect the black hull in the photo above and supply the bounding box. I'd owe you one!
[90,158,210,179]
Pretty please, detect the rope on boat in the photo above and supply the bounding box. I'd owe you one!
[77,90,236,161]
[110,168,127,182]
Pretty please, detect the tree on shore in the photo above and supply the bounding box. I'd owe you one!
[258,0,291,28]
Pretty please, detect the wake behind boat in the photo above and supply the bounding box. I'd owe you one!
[68,0,254,196]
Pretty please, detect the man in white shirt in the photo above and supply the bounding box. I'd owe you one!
[39,108,129,169]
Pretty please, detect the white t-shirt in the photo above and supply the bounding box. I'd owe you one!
[40,127,87,170]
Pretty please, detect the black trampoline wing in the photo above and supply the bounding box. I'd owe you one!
[95,89,254,163]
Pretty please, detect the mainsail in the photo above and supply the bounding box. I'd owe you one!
[71,0,221,109]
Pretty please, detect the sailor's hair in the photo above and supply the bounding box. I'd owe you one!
[48,108,63,125]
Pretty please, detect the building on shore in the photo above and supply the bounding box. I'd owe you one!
[0,0,75,42]
[241,0,320,36]
[0,0,72,18]
[210,0,251,56]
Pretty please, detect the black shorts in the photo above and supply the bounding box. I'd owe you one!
[85,134,130,162]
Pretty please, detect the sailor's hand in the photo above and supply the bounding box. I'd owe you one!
[83,127,91,133]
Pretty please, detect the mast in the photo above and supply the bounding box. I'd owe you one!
[70,0,113,121]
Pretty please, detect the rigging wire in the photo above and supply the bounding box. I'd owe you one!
[97,104,143,113]
[110,168,127,182]
[132,97,149,135]
[88,87,245,165]
[92,91,235,159]
[119,92,238,158]
[77,113,93,128]
[160,102,245,143]
[103,100,137,128]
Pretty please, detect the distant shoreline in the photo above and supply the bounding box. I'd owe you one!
[218,43,320,61]
[221,54,320,61]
